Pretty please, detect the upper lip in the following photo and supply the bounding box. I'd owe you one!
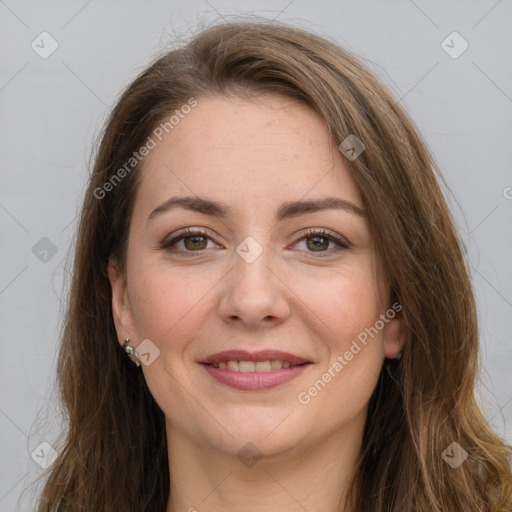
[200,350,311,366]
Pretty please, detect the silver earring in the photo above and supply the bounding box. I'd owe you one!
[395,340,402,360]
[123,338,141,367]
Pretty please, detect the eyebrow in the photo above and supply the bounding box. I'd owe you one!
[147,195,366,223]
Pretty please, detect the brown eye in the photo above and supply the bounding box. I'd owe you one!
[306,235,330,251]
[293,229,350,256]
[183,235,208,250]
[160,228,216,253]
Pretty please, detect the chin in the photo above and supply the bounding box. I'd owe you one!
[208,413,310,455]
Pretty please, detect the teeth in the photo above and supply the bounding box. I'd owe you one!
[227,360,239,371]
[211,360,295,372]
[255,361,271,372]
[239,361,255,372]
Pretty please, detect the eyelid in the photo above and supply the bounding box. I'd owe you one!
[160,227,350,254]
[160,227,215,249]
[295,227,351,249]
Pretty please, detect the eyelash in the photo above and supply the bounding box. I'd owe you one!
[160,227,350,257]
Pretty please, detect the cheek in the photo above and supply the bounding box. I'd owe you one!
[299,278,385,410]
[127,260,215,343]
[296,265,385,395]
[295,264,384,347]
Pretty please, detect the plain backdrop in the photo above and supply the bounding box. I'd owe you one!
[1,1,511,510]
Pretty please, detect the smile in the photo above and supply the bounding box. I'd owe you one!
[209,360,300,372]
[200,349,313,390]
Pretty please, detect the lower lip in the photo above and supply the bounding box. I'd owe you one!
[202,364,311,390]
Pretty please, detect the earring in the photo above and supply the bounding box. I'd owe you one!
[123,338,141,367]
[395,340,402,360]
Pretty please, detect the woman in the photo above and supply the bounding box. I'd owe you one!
[35,19,512,511]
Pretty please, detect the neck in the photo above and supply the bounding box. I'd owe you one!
[164,418,364,512]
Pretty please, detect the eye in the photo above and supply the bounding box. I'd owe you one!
[160,227,350,256]
[292,228,349,256]
[160,228,218,253]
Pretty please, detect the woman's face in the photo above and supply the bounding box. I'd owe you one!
[109,93,405,457]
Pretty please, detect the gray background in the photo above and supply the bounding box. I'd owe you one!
[1,1,511,510]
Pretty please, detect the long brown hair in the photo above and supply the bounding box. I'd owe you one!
[34,19,512,511]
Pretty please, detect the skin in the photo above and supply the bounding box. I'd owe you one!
[109,93,406,512]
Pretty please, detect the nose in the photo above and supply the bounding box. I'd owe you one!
[217,244,291,329]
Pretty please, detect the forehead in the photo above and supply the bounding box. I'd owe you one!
[134,93,363,218]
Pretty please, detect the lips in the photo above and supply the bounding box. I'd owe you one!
[200,349,310,366]
[200,349,313,390]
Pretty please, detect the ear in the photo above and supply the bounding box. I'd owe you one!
[383,311,407,359]
[107,257,137,350]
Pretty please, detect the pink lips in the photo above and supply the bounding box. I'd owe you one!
[200,349,312,391]
[201,349,309,366]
